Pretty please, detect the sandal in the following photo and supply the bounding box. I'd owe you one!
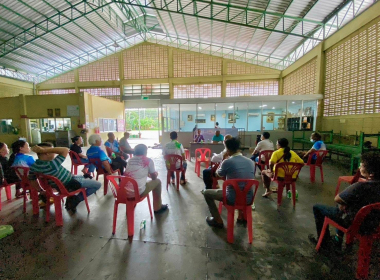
[206,217,223,228]
[180,179,187,185]
[262,191,273,198]
[154,204,169,214]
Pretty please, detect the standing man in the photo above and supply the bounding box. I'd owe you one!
[202,137,255,228]
[119,132,135,155]
[250,132,274,162]
[212,130,224,144]
[163,131,187,185]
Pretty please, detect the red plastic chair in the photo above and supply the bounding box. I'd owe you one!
[89,158,120,195]
[271,162,304,209]
[0,180,13,211]
[304,150,329,183]
[69,150,87,175]
[164,154,184,191]
[217,179,259,244]
[13,166,39,215]
[107,175,153,237]
[36,174,90,226]
[211,162,225,189]
[195,148,211,177]
[335,169,367,196]
[254,150,274,176]
[184,149,191,162]
[315,203,380,279]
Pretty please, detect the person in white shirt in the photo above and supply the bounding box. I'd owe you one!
[250,132,274,163]
[124,144,168,213]
[215,122,220,129]
[162,131,187,185]
[203,134,232,189]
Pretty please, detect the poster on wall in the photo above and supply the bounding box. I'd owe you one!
[55,108,61,117]
[187,115,193,121]
[266,113,275,123]
[67,105,80,117]
[117,119,125,132]
[47,109,53,117]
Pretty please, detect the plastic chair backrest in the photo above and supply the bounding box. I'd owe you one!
[257,150,274,165]
[164,154,183,171]
[307,150,329,166]
[195,148,211,161]
[36,173,69,197]
[12,166,30,184]
[349,202,380,236]
[69,150,83,164]
[89,158,104,172]
[273,162,304,182]
[211,162,220,173]
[107,175,140,202]
[105,146,113,157]
[222,179,259,206]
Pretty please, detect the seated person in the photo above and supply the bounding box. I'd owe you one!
[309,152,380,249]
[105,132,129,161]
[0,142,21,197]
[162,131,187,185]
[212,130,224,144]
[303,132,326,163]
[124,144,168,213]
[87,134,126,175]
[202,137,255,228]
[250,132,274,164]
[261,138,304,198]
[203,135,232,189]
[70,136,95,179]
[194,129,205,143]
[119,132,135,155]
[30,143,101,213]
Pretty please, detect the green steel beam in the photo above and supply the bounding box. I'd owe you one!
[113,0,324,39]
[0,66,35,82]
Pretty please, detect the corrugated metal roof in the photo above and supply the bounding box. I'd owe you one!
[0,0,377,82]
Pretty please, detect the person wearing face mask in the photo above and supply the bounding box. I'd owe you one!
[250,132,274,163]
[303,132,326,164]
[308,152,380,249]
[0,142,21,197]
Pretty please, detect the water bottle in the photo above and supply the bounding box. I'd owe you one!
[140,219,146,230]
[111,152,116,159]
[287,190,291,199]
[201,140,204,143]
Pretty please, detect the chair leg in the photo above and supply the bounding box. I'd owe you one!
[54,197,63,227]
[23,190,27,213]
[246,207,253,244]
[166,171,170,191]
[356,236,373,280]
[147,195,153,219]
[176,171,180,191]
[315,219,329,251]
[45,197,51,223]
[31,188,39,215]
[291,183,296,209]
[310,165,316,182]
[0,191,2,211]
[335,179,342,197]
[226,209,235,243]
[104,176,108,195]
[320,166,324,183]
[218,201,223,214]
[74,165,78,175]
[277,183,284,209]
[112,202,118,235]
[82,190,90,213]
[126,203,135,237]
[5,186,11,200]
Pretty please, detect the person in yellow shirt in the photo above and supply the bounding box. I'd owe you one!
[261,138,304,197]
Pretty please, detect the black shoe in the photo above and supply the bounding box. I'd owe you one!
[83,173,93,179]
[308,234,331,249]
[65,196,80,213]
[237,219,247,226]
[154,204,169,214]
[206,217,223,228]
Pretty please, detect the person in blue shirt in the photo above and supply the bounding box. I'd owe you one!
[303,132,326,164]
[212,130,224,144]
[105,132,129,160]
[87,134,126,175]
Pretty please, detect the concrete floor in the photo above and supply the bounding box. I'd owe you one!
[0,149,379,280]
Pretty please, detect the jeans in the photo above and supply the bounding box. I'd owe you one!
[170,161,187,181]
[250,153,259,162]
[75,158,95,173]
[73,175,101,202]
[203,168,213,189]
[313,204,348,242]
[202,189,223,221]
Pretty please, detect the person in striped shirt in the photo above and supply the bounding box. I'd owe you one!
[30,143,101,212]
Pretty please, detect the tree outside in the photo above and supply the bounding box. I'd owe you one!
[125,108,160,130]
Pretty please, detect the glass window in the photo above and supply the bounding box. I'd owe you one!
[287,101,302,131]
[234,102,248,131]
[247,102,262,132]
[196,103,215,129]
[180,104,196,132]
[162,104,179,132]
[0,119,12,134]
[41,118,56,132]
[302,100,317,131]
[261,101,286,131]
[215,103,235,129]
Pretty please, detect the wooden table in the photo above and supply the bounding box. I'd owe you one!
[189,143,225,158]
